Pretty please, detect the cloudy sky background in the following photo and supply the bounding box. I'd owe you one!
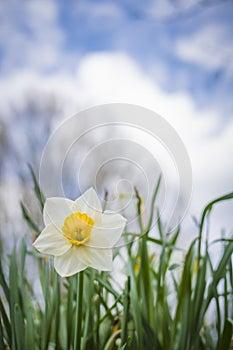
[0,0,233,245]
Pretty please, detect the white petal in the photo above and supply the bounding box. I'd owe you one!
[77,245,113,271]
[72,187,102,220]
[43,197,74,226]
[54,246,87,277]
[33,223,72,256]
[87,212,126,248]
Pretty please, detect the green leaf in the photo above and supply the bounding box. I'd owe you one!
[219,318,233,350]
[73,271,84,350]
[120,342,129,350]
[93,273,122,301]
[28,164,45,211]
[103,330,121,350]
[142,317,162,350]
[0,298,11,345]
[21,202,41,235]
[121,277,130,346]
[146,175,162,232]
[14,304,25,350]
[127,249,143,349]
[0,314,6,350]
[198,191,233,259]
[170,239,197,350]
[0,259,10,302]
[199,191,233,236]
[168,263,180,271]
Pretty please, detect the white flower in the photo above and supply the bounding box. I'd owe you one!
[33,188,126,277]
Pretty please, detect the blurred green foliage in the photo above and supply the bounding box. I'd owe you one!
[0,171,232,349]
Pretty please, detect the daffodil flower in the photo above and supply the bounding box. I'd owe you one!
[33,188,126,277]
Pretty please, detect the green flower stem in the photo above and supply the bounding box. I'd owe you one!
[121,276,130,346]
[74,271,84,350]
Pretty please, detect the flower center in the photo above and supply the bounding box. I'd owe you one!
[62,212,94,246]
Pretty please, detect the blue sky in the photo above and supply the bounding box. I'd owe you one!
[61,0,233,115]
[1,0,233,115]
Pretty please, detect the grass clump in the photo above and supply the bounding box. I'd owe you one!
[0,172,232,350]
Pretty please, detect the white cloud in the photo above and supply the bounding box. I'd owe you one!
[75,1,123,20]
[121,0,207,21]
[148,0,198,20]
[0,0,67,72]
[74,53,233,222]
[0,52,232,237]
[175,25,233,72]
